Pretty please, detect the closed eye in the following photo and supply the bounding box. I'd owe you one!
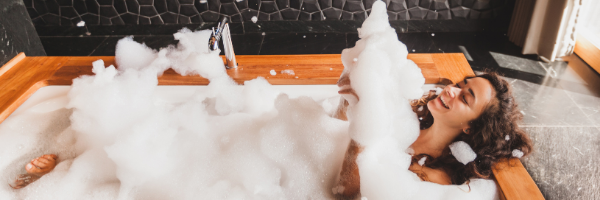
[456,82,468,105]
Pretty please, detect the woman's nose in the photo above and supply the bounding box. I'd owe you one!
[446,86,461,98]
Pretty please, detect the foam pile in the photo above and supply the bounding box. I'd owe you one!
[340,1,498,199]
[0,29,350,199]
[0,1,499,199]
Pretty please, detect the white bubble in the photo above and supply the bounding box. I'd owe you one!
[280,69,295,75]
[418,157,427,166]
[251,16,258,23]
[270,69,276,75]
[449,141,477,165]
[512,149,524,158]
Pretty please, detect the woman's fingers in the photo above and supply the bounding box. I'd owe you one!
[337,75,351,87]
[339,88,359,105]
[338,88,359,101]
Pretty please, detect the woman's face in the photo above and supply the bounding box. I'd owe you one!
[428,77,496,131]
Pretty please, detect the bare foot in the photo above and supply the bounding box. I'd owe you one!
[10,154,58,189]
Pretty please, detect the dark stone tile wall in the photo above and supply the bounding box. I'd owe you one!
[0,0,46,66]
[25,0,513,25]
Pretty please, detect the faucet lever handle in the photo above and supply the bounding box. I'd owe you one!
[222,23,237,69]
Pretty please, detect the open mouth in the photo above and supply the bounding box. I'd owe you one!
[440,95,450,109]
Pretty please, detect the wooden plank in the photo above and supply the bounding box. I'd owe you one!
[431,53,475,84]
[0,56,70,123]
[493,158,545,200]
[574,33,600,73]
[0,52,26,77]
[45,54,441,85]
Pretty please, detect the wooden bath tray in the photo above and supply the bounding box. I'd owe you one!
[0,52,543,200]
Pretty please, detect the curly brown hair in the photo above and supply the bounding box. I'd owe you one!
[410,72,533,185]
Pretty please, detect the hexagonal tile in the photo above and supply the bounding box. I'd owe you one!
[160,11,179,23]
[472,0,491,10]
[140,6,159,17]
[332,0,345,9]
[397,10,408,19]
[343,0,363,12]
[388,0,406,12]
[240,9,259,20]
[406,0,419,8]
[120,13,139,24]
[181,4,200,16]
[408,6,428,19]
[138,0,153,6]
[100,6,119,17]
[261,1,279,13]
[319,0,332,8]
[270,12,283,20]
[302,0,320,12]
[438,9,451,19]
[450,6,470,18]
[322,7,342,20]
[278,8,299,19]
[277,0,290,9]
[432,0,449,10]
[201,11,221,21]
[125,0,139,13]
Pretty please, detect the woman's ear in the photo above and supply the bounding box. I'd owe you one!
[463,128,470,134]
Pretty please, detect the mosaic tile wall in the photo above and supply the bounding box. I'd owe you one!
[25,0,511,26]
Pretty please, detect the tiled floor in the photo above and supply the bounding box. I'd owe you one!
[32,23,600,200]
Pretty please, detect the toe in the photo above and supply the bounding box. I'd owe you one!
[42,154,58,161]
[25,162,42,174]
[36,158,51,165]
[32,159,46,169]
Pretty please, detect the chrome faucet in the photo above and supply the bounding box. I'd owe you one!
[209,17,237,69]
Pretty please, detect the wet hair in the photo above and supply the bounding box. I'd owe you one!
[410,72,533,185]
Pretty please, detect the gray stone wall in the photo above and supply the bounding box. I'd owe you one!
[26,0,513,25]
[0,0,45,66]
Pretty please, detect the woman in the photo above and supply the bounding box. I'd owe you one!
[334,72,533,198]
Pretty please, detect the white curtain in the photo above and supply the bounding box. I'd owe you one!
[522,0,583,62]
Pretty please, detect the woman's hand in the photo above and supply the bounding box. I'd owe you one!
[337,73,359,106]
[333,72,359,121]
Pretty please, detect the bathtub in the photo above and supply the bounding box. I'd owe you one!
[0,53,544,200]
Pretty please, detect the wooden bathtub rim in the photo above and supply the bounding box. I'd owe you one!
[0,53,543,200]
[0,52,26,77]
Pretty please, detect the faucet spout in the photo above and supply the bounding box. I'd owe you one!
[208,18,237,69]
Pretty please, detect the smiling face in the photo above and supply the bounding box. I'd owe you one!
[428,77,496,131]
